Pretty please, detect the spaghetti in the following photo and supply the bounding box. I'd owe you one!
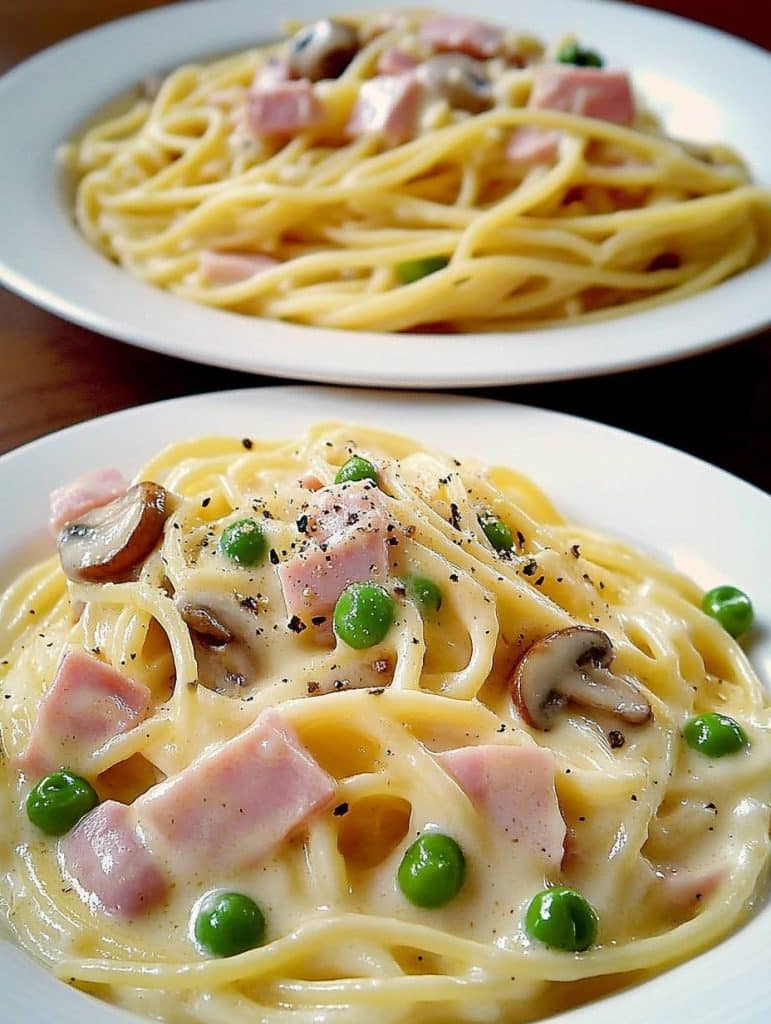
[0,421,769,1024]
[62,8,771,332]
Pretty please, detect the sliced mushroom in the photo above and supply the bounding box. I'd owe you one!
[416,54,493,114]
[58,482,169,583]
[287,19,360,82]
[176,590,261,695]
[512,626,651,730]
[179,603,233,648]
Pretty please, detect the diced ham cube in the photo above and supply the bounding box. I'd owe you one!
[49,467,127,534]
[377,48,419,76]
[438,744,566,867]
[530,67,635,126]
[137,710,335,872]
[279,527,389,622]
[507,125,563,166]
[246,80,324,136]
[346,74,425,147]
[278,482,390,622]
[17,651,152,780]
[419,15,504,59]
[58,801,166,916]
[299,473,324,491]
[306,481,387,543]
[200,250,279,285]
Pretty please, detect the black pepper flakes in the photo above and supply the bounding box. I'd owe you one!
[241,438,253,450]
[201,497,211,508]
[608,729,625,749]
[449,503,461,531]
[296,514,308,534]
[522,560,538,577]
[311,615,327,626]
[269,548,279,565]
[287,615,306,634]
[449,573,459,583]
[333,802,349,817]
[570,544,581,558]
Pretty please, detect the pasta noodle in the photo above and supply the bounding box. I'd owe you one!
[0,421,769,1024]
[61,8,771,332]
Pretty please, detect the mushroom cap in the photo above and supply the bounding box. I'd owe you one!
[58,482,169,583]
[288,19,360,82]
[512,625,651,730]
[416,54,493,113]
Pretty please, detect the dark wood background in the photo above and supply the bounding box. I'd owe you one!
[1,1,769,490]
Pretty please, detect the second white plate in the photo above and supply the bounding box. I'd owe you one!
[0,0,769,386]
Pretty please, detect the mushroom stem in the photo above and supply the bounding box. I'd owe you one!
[561,665,651,724]
[512,625,652,730]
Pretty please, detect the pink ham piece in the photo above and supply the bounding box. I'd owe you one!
[419,15,504,59]
[438,744,566,867]
[506,125,563,166]
[137,710,335,872]
[279,528,389,622]
[246,80,324,136]
[376,48,419,76]
[17,651,152,780]
[49,467,127,535]
[200,250,279,285]
[306,480,387,542]
[278,482,390,622]
[346,74,424,147]
[530,66,635,126]
[58,800,167,916]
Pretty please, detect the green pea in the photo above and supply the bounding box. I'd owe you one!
[405,574,442,613]
[335,455,379,486]
[398,833,466,908]
[478,514,513,552]
[556,42,604,67]
[193,890,266,958]
[26,770,99,836]
[219,518,266,566]
[525,886,599,952]
[701,585,753,638]
[395,256,449,285]
[683,712,748,758]
[334,582,394,649]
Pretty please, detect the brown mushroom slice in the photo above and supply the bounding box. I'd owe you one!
[176,590,262,695]
[512,626,651,730]
[58,482,170,583]
[179,603,234,648]
[416,54,493,114]
[287,19,360,82]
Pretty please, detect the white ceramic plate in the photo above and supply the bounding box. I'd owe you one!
[1,385,770,1022]
[0,0,769,387]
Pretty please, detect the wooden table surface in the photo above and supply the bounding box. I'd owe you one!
[1,1,769,491]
